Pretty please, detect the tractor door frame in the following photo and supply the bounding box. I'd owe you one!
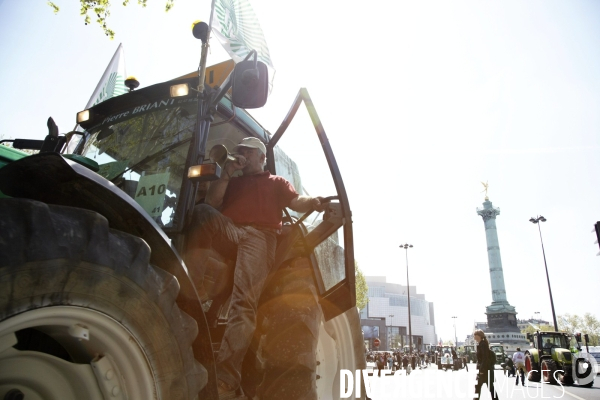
[266,88,355,320]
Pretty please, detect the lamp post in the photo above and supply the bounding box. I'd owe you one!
[452,316,458,348]
[400,243,413,351]
[529,216,558,332]
[388,314,394,350]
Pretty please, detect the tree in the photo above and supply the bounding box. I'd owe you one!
[581,313,600,342]
[559,313,600,346]
[47,0,176,39]
[558,313,582,334]
[355,260,368,311]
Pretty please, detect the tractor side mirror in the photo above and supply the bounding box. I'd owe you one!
[584,334,589,343]
[526,333,532,342]
[231,59,268,109]
[574,333,582,343]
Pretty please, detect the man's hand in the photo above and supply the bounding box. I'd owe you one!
[289,195,329,213]
[312,196,327,212]
[223,154,246,179]
[206,154,246,208]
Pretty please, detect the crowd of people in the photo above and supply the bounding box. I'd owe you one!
[363,329,533,400]
[366,349,432,376]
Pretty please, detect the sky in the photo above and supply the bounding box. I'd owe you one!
[1,0,599,345]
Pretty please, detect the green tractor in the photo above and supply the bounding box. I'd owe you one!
[459,344,477,363]
[489,343,506,367]
[525,331,596,387]
[0,52,366,399]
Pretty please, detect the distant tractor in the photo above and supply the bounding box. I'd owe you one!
[436,345,464,371]
[525,331,596,387]
[460,345,477,363]
[489,343,506,368]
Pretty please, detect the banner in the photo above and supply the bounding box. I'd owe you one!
[66,44,127,152]
[85,43,128,108]
[211,0,275,90]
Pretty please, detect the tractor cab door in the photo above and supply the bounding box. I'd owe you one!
[266,88,355,320]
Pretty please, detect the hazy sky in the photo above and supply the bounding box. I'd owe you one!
[1,0,599,344]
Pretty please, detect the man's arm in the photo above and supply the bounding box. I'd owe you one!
[289,195,326,213]
[205,173,230,209]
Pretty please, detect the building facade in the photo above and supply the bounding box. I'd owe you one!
[516,318,551,331]
[360,276,437,351]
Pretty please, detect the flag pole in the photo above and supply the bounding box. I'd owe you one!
[197,0,218,93]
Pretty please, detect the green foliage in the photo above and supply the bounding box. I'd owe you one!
[355,260,368,311]
[48,2,60,13]
[522,313,600,346]
[558,313,600,346]
[48,0,176,39]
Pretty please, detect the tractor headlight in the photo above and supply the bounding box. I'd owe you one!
[77,109,90,124]
[170,83,189,97]
[187,163,220,182]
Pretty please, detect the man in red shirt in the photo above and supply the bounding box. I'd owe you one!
[190,137,325,398]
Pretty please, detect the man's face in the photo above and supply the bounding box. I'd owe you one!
[236,146,265,173]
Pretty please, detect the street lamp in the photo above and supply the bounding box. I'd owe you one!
[452,316,458,348]
[529,216,558,332]
[400,243,413,352]
[388,314,394,350]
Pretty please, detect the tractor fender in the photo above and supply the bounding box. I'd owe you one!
[0,152,217,393]
[527,349,540,364]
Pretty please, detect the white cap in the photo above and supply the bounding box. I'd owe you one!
[233,137,266,156]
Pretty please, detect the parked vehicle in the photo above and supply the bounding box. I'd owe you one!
[0,50,365,399]
[489,343,506,368]
[459,344,477,363]
[436,345,455,370]
[525,331,595,387]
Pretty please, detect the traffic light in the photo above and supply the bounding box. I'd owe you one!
[594,222,600,256]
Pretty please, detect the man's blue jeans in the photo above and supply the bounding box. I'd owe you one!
[189,204,277,389]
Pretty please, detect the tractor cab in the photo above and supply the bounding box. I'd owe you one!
[537,332,571,356]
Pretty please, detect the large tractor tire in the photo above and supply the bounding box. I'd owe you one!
[254,260,366,400]
[0,199,207,400]
[541,359,558,385]
[526,353,540,382]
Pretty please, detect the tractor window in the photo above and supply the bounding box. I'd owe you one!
[74,101,197,227]
[542,335,569,349]
[272,102,346,291]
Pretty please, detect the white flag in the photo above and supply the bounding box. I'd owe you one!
[85,43,128,108]
[211,0,275,88]
[66,44,127,152]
